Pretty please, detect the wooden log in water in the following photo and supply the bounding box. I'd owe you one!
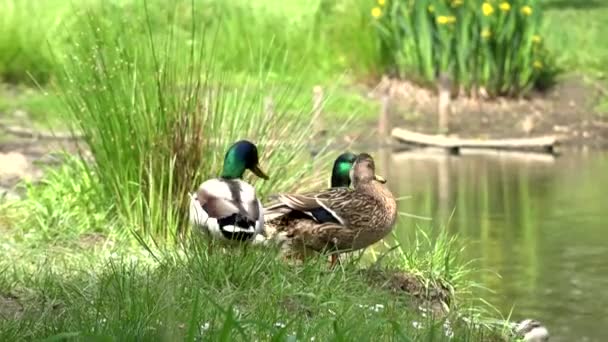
[391,127,558,154]
[392,147,557,164]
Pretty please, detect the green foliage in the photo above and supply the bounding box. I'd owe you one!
[1,155,109,244]
[0,85,62,126]
[374,0,557,96]
[542,0,608,79]
[0,0,71,84]
[313,0,388,78]
[56,0,339,243]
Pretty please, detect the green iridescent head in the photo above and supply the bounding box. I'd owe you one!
[331,152,357,188]
[221,140,268,180]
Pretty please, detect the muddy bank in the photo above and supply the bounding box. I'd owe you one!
[362,75,608,149]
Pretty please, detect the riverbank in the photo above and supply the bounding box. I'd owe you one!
[0,152,509,340]
[361,74,608,149]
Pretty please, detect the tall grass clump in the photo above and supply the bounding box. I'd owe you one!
[0,0,72,84]
[56,0,334,243]
[373,0,557,96]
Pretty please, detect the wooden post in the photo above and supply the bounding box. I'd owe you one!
[437,154,450,220]
[377,77,391,145]
[437,73,451,135]
[312,85,324,137]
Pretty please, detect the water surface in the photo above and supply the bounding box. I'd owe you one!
[379,148,608,342]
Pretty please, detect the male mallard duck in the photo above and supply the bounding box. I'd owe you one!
[330,152,357,188]
[189,140,268,243]
[263,153,397,265]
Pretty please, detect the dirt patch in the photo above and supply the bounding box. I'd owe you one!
[0,293,23,320]
[281,296,314,318]
[0,130,83,200]
[364,268,451,318]
[78,232,110,249]
[364,75,608,148]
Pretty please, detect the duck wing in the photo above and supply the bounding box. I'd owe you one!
[197,179,260,221]
[271,187,368,226]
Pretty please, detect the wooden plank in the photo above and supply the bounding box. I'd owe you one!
[391,127,557,153]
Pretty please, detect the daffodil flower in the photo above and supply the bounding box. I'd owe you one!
[482,2,494,16]
[436,15,456,25]
[372,6,382,18]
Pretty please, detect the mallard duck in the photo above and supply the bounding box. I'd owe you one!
[330,152,357,188]
[263,153,397,265]
[189,140,268,243]
[512,319,549,342]
[262,151,358,224]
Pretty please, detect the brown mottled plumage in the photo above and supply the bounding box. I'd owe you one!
[263,153,397,261]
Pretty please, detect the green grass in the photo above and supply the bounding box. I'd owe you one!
[0,151,510,340]
[542,0,608,78]
[0,0,73,84]
[0,84,62,127]
[541,0,608,113]
[0,241,499,341]
[0,182,506,341]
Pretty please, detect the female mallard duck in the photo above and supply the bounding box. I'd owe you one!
[263,153,397,265]
[189,140,268,242]
[262,151,357,224]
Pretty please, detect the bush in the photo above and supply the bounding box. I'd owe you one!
[56,0,339,243]
[373,0,556,96]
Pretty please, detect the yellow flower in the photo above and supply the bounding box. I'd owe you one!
[371,6,382,18]
[481,28,492,39]
[499,2,511,11]
[428,5,435,12]
[452,0,464,7]
[482,2,494,16]
[532,35,542,43]
[521,5,532,16]
[533,60,543,69]
[436,15,456,25]
[378,0,386,6]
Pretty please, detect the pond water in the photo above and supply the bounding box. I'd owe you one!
[378,148,608,342]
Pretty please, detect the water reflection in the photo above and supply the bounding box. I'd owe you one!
[380,148,608,342]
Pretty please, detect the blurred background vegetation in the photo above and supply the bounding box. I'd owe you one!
[1,1,608,340]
